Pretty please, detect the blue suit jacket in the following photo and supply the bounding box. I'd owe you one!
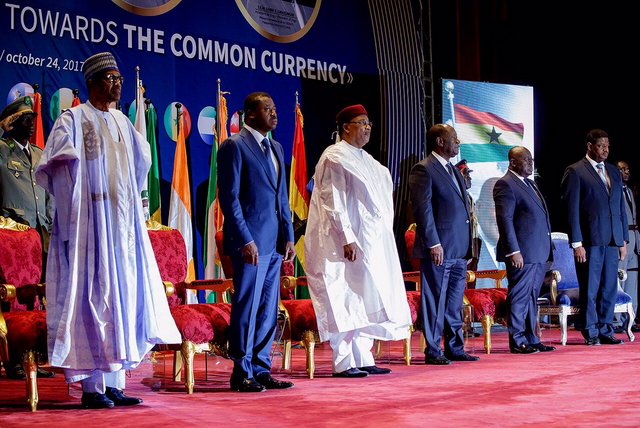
[217,128,294,256]
[561,158,628,247]
[494,171,553,264]
[409,154,471,260]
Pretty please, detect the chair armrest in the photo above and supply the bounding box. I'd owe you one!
[280,275,297,299]
[187,279,234,303]
[472,269,507,288]
[403,271,421,291]
[162,281,175,297]
[0,283,17,303]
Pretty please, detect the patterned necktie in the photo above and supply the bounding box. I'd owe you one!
[624,186,633,210]
[525,178,544,205]
[447,163,461,195]
[261,138,276,181]
[596,163,610,191]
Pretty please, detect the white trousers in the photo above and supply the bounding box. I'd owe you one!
[329,331,375,373]
[80,370,126,393]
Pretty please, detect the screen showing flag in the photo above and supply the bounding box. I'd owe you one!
[442,79,534,273]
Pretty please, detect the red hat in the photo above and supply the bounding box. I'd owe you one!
[336,104,368,124]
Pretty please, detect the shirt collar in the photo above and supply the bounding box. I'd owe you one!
[432,151,449,167]
[586,155,602,169]
[244,124,268,146]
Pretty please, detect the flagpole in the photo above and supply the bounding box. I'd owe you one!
[137,66,151,220]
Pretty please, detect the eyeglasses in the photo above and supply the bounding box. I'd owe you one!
[103,74,124,85]
[347,120,373,127]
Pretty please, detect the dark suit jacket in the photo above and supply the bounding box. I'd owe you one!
[494,171,552,264]
[409,154,471,260]
[561,158,628,247]
[217,127,294,256]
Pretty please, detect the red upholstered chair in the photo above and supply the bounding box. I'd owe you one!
[147,220,233,394]
[279,273,417,379]
[0,216,47,412]
[404,223,504,354]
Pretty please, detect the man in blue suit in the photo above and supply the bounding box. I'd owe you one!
[409,124,478,365]
[561,129,628,346]
[217,92,296,392]
[494,146,555,354]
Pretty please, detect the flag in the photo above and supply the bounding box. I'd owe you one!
[454,103,524,163]
[133,78,150,220]
[29,90,45,149]
[146,104,161,223]
[71,91,80,107]
[168,106,196,302]
[204,92,227,296]
[288,104,310,282]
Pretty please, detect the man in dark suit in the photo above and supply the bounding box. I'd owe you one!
[409,123,478,365]
[561,129,628,346]
[217,92,296,392]
[614,160,639,332]
[494,146,555,354]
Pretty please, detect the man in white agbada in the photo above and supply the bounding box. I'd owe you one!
[305,104,411,378]
[35,52,181,409]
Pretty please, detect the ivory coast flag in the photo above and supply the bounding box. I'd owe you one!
[288,104,309,271]
[29,91,45,149]
[168,107,197,302]
[454,103,524,162]
[204,92,227,297]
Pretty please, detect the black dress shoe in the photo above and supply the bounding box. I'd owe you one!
[530,343,556,352]
[510,344,539,354]
[632,325,640,333]
[37,367,55,378]
[358,365,392,374]
[255,373,294,389]
[230,378,267,392]
[599,335,623,345]
[584,337,601,346]
[445,353,479,362]
[425,355,452,365]
[332,368,368,378]
[105,387,143,406]
[613,325,625,334]
[81,392,115,409]
[5,365,26,380]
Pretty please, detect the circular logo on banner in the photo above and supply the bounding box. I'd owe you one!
[49,88,74,122]
[235,0,322,43]
[163,102,191,142]
[197,106,217,146]
[5,83,34,107]
[112,0,182,16]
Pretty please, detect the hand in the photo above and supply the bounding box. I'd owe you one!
[242,242,259,265]
[283,241,296,262]
[430,245,444,266]
[573,246,586,264]
[620,242,627,261]
[508,253,524,270]
[343,242,357,262]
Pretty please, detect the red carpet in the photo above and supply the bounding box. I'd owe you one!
[2,327,640,427]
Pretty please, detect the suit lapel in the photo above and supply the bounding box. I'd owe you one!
[430,155,466,204]
[584,158,609,195]
[242,128,277,189]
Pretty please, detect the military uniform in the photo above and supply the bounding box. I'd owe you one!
[0,137,52,233]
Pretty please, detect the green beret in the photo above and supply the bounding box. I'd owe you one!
[0,96,35,132]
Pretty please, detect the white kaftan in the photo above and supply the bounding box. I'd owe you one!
[35,102,180,382]
[305,140,411,343]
